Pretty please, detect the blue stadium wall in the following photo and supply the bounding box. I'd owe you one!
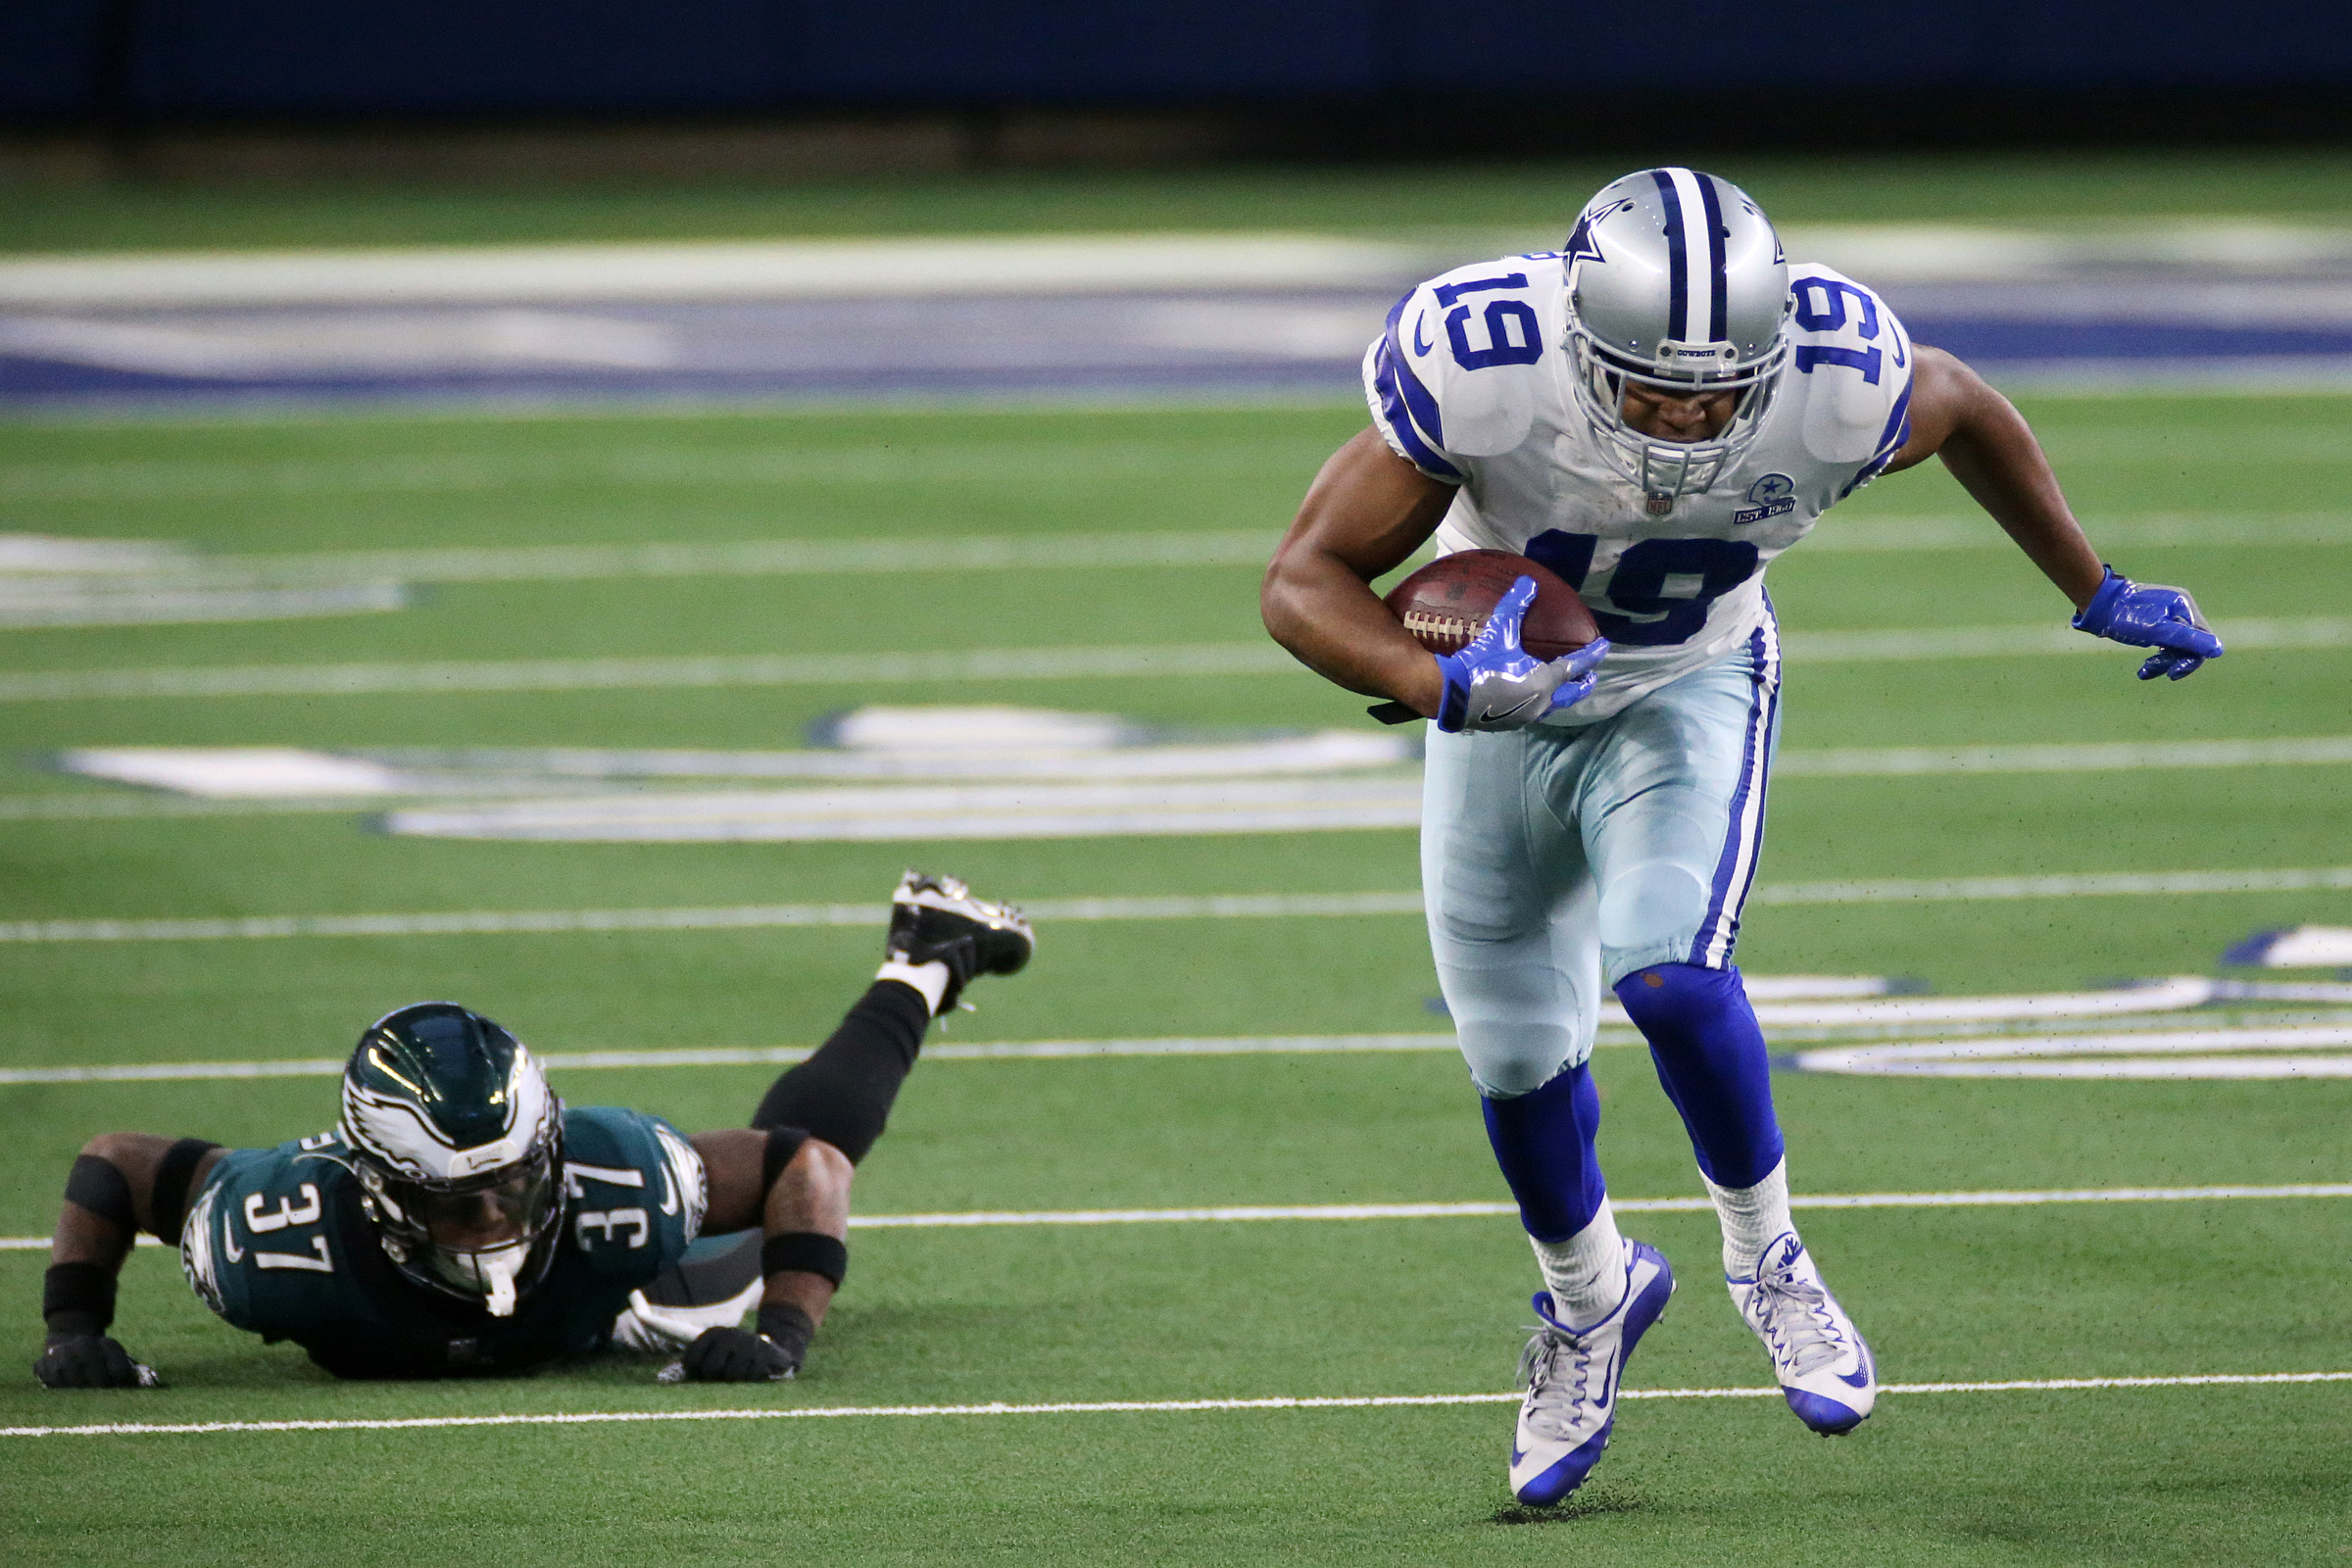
[7,0,2347,121]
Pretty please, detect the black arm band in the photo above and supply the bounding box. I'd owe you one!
[42,1261,118,1337]
[760,1231,848,1288]
[65,1155,135,1232]
[149,1138,221,1246]
[760,1125,810,1195]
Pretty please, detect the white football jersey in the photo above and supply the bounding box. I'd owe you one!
[1364,254,1913,723]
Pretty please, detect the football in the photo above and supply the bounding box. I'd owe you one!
[1383,549,1599,662]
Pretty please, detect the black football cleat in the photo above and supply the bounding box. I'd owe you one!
[888,871,1035,1011]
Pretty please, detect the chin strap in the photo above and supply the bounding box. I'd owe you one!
[480,1252,521,1317]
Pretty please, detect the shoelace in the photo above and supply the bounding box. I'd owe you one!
[1516,1321,1601,1440]
[1745,1264,1845,1377]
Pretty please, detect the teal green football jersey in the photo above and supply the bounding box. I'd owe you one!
[179,1104,705,1378]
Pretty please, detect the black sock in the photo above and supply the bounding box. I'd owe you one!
[750,980,932,1164]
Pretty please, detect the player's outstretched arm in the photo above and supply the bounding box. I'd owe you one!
[33,1132,221,1389]
[1885,345,2222,679]
[1262,426,1460,717]
[671,1129,855,1382]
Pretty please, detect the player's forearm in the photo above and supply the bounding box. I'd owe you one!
[759,1138,851,1327]
[1936,385,2106,610]
[1262,426,1457,714]
[1261,550,1446,713]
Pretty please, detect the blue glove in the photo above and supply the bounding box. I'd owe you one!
[1433,576,1611,733]
[2071,564,2224,681]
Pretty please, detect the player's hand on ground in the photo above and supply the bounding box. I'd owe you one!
[2071,565,2223,680]
[664,1302,817,1384]
[1434,576,1611,732]
[33,1332,163,1389]
[670,1324,796,1382]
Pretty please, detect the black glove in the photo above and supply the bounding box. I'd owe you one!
[34,1332,161,1389]
[673,1303,815,1383]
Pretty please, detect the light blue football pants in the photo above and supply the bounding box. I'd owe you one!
[1422,625,1782,1098]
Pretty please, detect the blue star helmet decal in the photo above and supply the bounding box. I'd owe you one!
[1562,199,1634,267]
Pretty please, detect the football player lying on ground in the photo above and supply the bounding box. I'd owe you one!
[1261,168,2222,1505]
[32,873,1032,1388]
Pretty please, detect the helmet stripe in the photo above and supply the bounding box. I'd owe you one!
[1696,173,1730,343]
[1649,169,1690,342]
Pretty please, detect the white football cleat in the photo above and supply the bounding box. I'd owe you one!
[1729,1231,1876,1435]
[1509,1239,1675,1506]
[888,871,1034,1011]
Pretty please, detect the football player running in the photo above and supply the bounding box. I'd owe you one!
[1261,169,2220,1505]
[32,873,1031,1387]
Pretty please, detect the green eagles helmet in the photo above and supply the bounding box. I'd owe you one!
[339,1003,564,1317]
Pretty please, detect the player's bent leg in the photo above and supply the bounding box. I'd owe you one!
[1424,725,1676,1499]
[627,871,1031,1351]
[752,870,1034,1159]
[1583,640,1875,1431]
[1612,962,1783,1192]
[1614,967,1876,1432]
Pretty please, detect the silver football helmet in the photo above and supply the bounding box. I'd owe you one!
[340,1003,564,1317]
[1562,168,1790,508]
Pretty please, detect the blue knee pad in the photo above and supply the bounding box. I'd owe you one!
[1481,1061,1606,1245]
[1612,961,1784,1189]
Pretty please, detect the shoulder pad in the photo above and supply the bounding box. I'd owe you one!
[179,1140,357,1331]
[1368,259,1559,471]
[561,1107,707,1267]
[1784,266,1912,468]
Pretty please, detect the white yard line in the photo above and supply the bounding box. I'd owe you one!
[1771,736,2352,777]
[0,890,1422,945]
[379,776,1429,842]
[0,584,406,629]
[1805,513,2352,553]
[5,1370,2346,1439]
[0,234,1426,311]
[1752,866,2352,906]
[13,1010,2348,1089]
[0,529,1276,589]
[842,1186,2352,1228]
[10,734,2351,823]
[0,1032,1462,1084]
[7,870,2350,946]
[0,620,2332,705]
[1795,1026,2352,1072]
[7,1183,2348,1250]
[1779,617,2352,662]
[0,644,1294,703]
[5,620,2346,705]
[0,511,2331,589]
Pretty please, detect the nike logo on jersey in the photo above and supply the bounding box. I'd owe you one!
[1412,315,1432,356]
[222,1223,244,1263]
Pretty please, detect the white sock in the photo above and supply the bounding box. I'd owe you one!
[875,958,952,1016]
[1705,1157,1794,1279]
[1529,1201,1626,1328]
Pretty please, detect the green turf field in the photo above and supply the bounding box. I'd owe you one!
[7,147,2352,254]
[3,384,2350,1564]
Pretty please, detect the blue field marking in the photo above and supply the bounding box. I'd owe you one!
[6,267,2351,410]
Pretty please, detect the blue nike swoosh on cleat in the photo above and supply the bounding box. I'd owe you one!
[1510,1446,1526,1466]
[1836,1368,1872,1389]
[1412,317,1433,355]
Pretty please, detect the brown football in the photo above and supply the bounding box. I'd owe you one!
[1383,549,1599,662]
